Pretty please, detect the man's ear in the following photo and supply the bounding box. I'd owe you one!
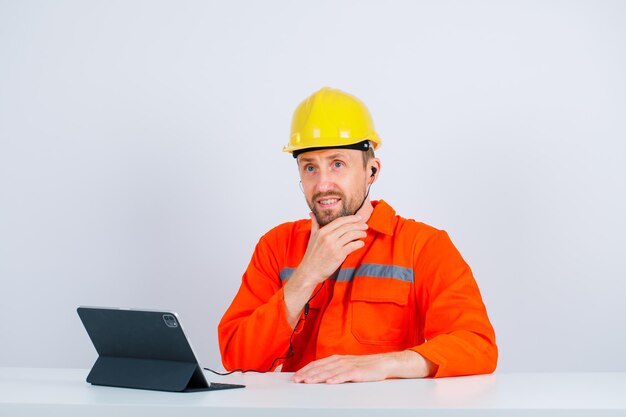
[368,159,381,182]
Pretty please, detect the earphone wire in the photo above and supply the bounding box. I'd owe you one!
[267,280,326,371]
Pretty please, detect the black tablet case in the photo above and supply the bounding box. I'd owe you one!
[77,307,244,392]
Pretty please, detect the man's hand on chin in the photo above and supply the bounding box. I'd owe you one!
[291,350,436,384]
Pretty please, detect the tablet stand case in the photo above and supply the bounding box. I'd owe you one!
[87,356,219,392]
[78,307,244,392]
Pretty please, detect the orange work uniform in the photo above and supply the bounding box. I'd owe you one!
[218,200,497,377]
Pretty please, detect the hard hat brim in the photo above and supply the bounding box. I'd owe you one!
[288,140,379,158]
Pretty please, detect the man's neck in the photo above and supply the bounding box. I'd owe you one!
[355,199,374,223]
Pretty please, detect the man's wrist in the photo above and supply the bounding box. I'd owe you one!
[283,269,319,298]
[290,265,324,288]
[385,350,437,379]
[282,271,321,327]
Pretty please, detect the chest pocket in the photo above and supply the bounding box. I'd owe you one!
[350,276,412,345]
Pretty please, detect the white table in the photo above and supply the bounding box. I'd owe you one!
[1,368,625,416]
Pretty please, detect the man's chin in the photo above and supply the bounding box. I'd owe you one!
[314,213,335,227]
[313,208,347,227]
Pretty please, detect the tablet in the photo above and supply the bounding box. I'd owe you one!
[77,306,244,392]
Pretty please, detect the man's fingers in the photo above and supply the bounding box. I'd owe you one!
[317,214,364,233]
[297,354,341,372]
[342,240,366,255]
[293,358,345,383]
[292,353,397,384]
[314,230,366,260]
[293,356,365,384]
[318,221,367,243]
[336,230,368,247]
[300,368,346,384]
[315,222,367,245]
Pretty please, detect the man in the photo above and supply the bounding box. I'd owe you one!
[218,87,497,383]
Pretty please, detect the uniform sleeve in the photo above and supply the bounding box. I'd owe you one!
[217,231,295,372]
[409,230,498,377]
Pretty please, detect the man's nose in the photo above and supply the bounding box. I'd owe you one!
[314,169,335,193]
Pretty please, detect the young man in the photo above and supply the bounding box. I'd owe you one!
[218,87,497,383]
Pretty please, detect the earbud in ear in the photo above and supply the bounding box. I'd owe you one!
[370,167,377,177]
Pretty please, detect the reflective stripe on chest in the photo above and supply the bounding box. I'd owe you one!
[279,263,414,283]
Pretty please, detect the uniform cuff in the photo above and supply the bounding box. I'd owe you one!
[410,344,448,378]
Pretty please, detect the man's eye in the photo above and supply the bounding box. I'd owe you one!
[305,166,315,172]
[334,162,344,168]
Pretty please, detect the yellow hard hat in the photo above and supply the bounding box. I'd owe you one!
[283,87,382,157]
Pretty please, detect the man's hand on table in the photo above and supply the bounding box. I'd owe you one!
[292,350,437,384]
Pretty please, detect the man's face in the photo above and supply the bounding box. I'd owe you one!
[297,149,369,226]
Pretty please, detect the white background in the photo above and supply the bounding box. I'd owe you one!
[1,0,625,373]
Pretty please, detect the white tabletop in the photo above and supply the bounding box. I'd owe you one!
[1,367,625,416]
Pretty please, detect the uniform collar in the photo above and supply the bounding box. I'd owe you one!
[367,200,396,236]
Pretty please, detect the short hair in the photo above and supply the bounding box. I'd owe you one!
[361,147,375,168]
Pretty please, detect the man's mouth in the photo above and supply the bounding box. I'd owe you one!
[318,198,340,206]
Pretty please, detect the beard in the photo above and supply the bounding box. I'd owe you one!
[307,188,366,226]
